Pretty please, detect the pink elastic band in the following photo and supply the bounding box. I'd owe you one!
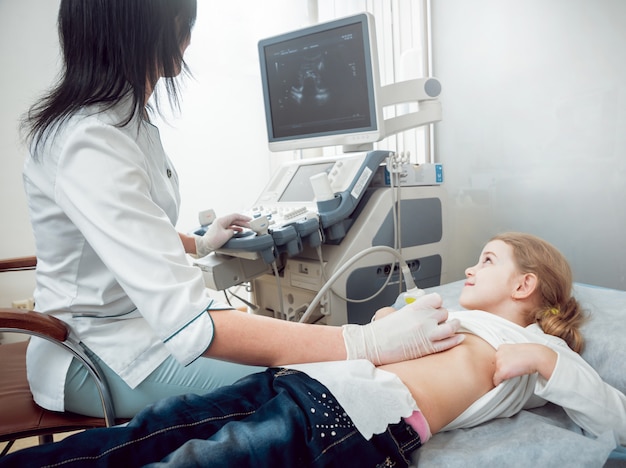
[403,410,432,443]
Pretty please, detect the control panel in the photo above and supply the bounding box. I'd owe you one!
[196,150,393,264]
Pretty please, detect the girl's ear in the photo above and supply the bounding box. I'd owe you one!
[512,273,538,300]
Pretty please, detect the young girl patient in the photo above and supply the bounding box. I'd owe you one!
[377,231,625,437]
[2,232,625,467]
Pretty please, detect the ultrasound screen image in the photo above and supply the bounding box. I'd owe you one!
[261,21,374,140]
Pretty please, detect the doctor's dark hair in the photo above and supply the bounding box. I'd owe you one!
[22,0,197,153]
[492,232,586,353]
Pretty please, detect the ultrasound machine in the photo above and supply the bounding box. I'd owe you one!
[194,13,447,325]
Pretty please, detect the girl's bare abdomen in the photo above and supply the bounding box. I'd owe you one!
[379,333,496,433]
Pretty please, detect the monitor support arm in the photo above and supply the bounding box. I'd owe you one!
[379,77,442,136]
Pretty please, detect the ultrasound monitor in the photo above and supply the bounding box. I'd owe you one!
[258,13,384,153]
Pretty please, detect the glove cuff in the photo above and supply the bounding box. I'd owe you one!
[342,324,365,360]
[195,235,213,258]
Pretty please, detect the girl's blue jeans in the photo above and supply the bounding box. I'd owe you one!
[1,368,423,467]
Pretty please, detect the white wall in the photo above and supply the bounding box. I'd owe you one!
[0,0,60,305]
[432,0,626,290]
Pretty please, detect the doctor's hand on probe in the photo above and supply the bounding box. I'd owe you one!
[195,213,252,257]
[342,292,464,365]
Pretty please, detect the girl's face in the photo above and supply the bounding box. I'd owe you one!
[459,240,524,315]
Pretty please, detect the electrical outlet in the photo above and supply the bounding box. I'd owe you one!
[12,298,35,310]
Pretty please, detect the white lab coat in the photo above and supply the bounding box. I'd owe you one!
[23,100,215,412]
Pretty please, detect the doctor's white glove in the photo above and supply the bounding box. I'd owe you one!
[342,293,464,365]
[195,213,251,257]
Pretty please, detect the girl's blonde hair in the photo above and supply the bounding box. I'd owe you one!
[491,232,586,352]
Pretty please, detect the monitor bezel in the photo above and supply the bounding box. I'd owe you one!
[258,13,384,153]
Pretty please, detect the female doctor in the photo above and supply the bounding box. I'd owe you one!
[19,0,463,419]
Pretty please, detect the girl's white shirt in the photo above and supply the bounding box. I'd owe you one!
[443,310,626,444]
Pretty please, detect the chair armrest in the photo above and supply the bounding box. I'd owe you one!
[0,308,68,342]
[0,308,118,426]
[0,256,37,272]
[0,257,119,425]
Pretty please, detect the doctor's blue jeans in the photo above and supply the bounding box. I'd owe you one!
[0,368,423,468]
